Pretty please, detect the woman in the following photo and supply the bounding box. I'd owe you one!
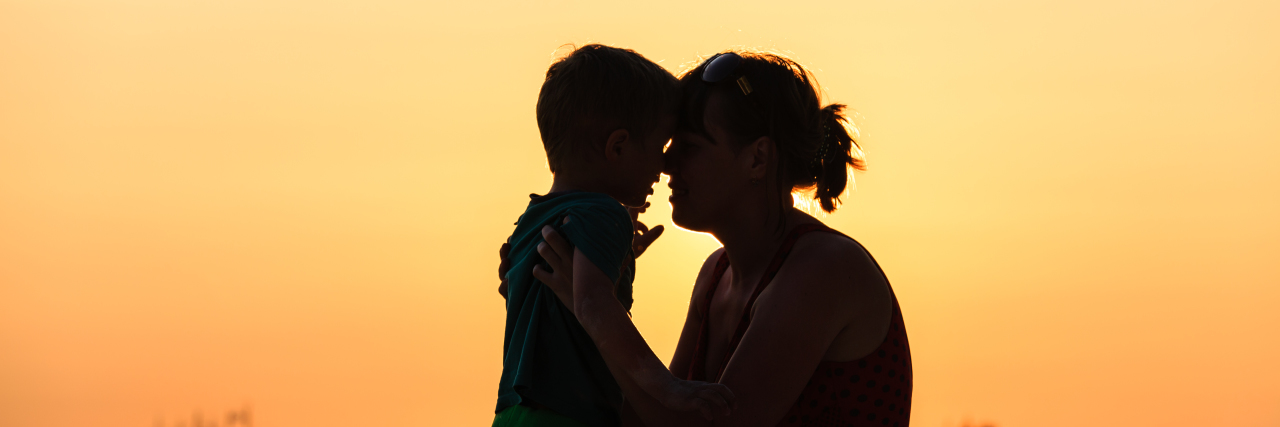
[532,50,911,426]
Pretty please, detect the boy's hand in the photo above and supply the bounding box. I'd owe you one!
[629,203,663,258]
[658,378,737,421]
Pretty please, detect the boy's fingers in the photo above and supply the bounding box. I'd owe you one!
[635,225,664,257]
[634,220,649,235]
[698,388,730,417]
[709,382,736,408]
[696,400,713,421]
[645,224,664,243]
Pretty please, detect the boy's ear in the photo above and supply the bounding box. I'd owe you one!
[743,136,774,181]
[604,129,629,162]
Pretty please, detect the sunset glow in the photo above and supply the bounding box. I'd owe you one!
[1,1,1278,426]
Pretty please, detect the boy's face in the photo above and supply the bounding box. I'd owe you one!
[613,115,675,207]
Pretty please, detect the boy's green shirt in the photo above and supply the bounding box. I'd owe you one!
[496,191,635,427]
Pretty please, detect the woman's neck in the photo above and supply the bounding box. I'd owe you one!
[714,207,813,287]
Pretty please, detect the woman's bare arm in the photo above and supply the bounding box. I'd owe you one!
[709,235,890,426]
[668,248,723,378]
[536,227,882,427]
[533,227,736,421]
[618,249,727,427]
[637,235,884,426]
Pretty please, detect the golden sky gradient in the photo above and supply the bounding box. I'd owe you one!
[2,1,1278,426]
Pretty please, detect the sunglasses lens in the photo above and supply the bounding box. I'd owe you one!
[702,53,742,83]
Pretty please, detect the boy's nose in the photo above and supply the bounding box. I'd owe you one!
[662,150,677,174]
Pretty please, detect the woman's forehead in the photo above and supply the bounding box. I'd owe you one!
[678,78,748,147]
[673,129,711,144]
[699,93,738,144]
[674,127,729,149]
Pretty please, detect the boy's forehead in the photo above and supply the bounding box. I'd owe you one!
[656,118,678,140]
[638,114,676,138]
[657,114,678,131]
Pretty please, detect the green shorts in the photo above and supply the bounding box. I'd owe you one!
[492,404,589,427]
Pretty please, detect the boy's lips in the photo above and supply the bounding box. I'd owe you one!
[645,176,660,196]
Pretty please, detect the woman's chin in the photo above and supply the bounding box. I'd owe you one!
[667,194,690,216]
[669,204,709,233]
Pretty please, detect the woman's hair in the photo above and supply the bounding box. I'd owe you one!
[679,51,866,213]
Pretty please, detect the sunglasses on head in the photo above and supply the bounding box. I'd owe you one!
[699,52,769,125]
[701,52,754,96]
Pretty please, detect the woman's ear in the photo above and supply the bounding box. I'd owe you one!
[603,129,630,162]
[743,136,775,181]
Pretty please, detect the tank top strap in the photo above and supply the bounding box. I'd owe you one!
[686,253,730,381]
[686,223,840,382]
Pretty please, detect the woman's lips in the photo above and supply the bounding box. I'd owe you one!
[669,187,689,202]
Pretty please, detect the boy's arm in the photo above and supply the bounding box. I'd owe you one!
[533,227,735,422]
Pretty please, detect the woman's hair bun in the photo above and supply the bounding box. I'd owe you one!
[814,103,866,213]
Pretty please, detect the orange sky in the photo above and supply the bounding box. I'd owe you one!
[2,1,1278,426]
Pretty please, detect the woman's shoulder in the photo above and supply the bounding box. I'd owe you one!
[688,247,727,311]
[771,227,897,361]
[699,247,726,271]
[776,226,890,301]
[794,227,879,271]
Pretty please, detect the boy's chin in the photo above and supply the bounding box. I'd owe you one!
[619,192,650,208]
[620,195,648,208]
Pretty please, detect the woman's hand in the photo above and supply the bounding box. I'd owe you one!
[529,205,664,309]
[657,378,737,421]
[497,240,511,298]
[532,221,576,310]
[516,202,662,301]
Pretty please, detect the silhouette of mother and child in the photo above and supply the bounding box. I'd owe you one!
[493,44,911,427]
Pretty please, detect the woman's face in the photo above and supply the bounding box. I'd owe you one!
[664,93,752,232]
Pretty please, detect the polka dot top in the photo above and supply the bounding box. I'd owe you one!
[684,223,913,427]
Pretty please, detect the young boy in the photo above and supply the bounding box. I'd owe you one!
[493,44,733,427]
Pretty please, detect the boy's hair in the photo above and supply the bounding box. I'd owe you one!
[536,44,680,174]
